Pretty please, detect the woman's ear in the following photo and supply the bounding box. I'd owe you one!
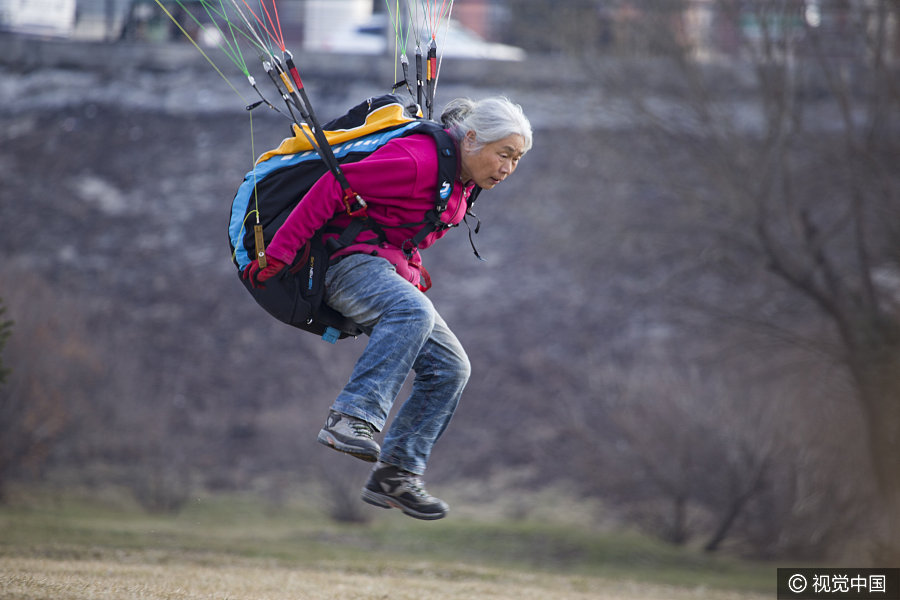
[463,130,477,152]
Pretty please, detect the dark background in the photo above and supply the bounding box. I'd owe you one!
[2,0,899,564]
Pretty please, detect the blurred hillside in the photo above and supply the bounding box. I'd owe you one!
[2,0,900,564]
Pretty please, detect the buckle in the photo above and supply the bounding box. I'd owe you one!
[343,191,368,218]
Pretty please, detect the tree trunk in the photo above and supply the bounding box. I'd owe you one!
[704,457,768,553]
[850,346,900,563]
[669,492,688,546]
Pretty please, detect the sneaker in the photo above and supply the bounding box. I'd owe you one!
[317,410,380,462]
[361,463,449,520]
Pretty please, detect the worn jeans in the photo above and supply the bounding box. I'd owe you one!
[324,254,471,475]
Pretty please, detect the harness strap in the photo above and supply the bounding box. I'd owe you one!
[405,184,483,258]
[408,209,450,253]
[321,126,487,264]
[325,218,386,256]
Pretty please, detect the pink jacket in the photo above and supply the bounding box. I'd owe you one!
[265,133,475,289]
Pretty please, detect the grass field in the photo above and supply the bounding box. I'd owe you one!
[0,490,774,600]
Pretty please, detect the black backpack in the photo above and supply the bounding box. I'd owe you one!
[228,94,476,343]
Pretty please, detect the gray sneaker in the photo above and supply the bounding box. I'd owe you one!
[361,463,449,520]
[317,410,380,462]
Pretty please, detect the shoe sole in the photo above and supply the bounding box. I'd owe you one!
[317,429,379,462]
[361,488,448,521]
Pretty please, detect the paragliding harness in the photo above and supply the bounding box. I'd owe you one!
[228,94,482,343]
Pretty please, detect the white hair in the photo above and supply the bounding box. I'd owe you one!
[441,96,533,154]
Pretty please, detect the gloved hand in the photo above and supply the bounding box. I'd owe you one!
[242,255,287,288]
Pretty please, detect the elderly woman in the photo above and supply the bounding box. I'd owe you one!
[250,96,532,520]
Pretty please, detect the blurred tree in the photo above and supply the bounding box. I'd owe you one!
[0,286,69,499]
[587,0,900,561]
[504,0,609,54]
[525,0,900,559]
[0,271,107,502]
[0,299,11,386]
[609,368,774,552]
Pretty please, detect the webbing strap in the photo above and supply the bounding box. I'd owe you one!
[408,209,449,253]
[320,125,486,263]
[328,187,484,261]
[325,218,386,256]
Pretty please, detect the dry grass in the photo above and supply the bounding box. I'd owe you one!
[0,554,769,600]
[0,491,773,600]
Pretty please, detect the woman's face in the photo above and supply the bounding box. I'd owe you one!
[459,132,527,190]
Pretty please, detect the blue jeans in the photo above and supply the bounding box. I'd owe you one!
[324,254,471,475]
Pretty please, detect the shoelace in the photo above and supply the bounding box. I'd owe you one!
[405,475,431,499]
[349,420,374,439]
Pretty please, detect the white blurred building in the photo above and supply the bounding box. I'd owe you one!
[1,0,78,37]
